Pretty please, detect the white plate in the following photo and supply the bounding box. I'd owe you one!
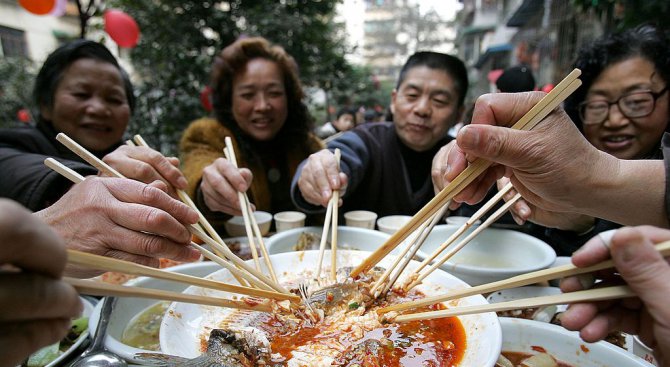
[160,250,502,366]
[43,296,95,367]
[500,317,653,366]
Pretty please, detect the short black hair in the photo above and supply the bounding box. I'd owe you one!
[564,24,670,131]
[396,51,469,107]
[496,65,536,93]
[33,39,135,123]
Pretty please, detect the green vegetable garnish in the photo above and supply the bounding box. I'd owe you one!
[26,343,59,367]
[348,301,359,309]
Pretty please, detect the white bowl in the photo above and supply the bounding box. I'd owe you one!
[160,250,502,366]
[223,211,272,237]
[500,317,653,366]
[376,215,412,234]
[265,225,391,254]
[416,225,556,286]
[88,262,221,362]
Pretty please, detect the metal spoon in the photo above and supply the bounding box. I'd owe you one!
[70,297,127,367]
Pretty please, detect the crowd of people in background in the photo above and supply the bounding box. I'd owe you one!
[2,22,670,366]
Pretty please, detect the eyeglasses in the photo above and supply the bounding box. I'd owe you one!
[578,87,668,125]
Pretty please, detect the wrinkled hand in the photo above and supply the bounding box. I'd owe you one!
[297,149,348,207]
[200,157,253,216]
[438,92,613,215]
[103,145,188,197]
[560,226,670,366]
[35,177,200,277]
[0,199,82,367]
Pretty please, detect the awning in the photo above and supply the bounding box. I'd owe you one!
[507,0,544,27]
[475,43,513,68]
[461,24,495,35]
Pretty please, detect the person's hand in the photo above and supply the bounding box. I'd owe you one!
[103,145,188,197]
[35,177,201,277]
[560,226,670,366]
[297,149,348,207]
[436,92,615,215]
[199,157,253,216]
[496,177,595,232]
[0,199,82,367]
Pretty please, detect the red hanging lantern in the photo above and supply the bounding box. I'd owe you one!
[104,9,140,48]
[19,0,56,15]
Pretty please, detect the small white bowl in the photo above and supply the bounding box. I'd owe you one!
[265,226,390,254]
[88,262,221,362]
[501,317,653,366]
[376,215,412,234]
[416,225,556,286]
[224,210,272,237]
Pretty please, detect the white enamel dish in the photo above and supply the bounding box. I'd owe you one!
[160,250,502,366]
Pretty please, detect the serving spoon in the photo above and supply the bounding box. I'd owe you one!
[70,297,127,367]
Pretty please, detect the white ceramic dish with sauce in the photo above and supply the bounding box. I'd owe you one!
[88,262,221,363]
[500,317,654,366]
[160,250,502,366]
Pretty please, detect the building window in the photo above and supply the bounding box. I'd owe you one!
[0,26,27,58]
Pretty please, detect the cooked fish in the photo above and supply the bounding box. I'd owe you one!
[134,328,269,367]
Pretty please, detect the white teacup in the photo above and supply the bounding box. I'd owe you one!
[344,210,378,229]
[273,211,306,232]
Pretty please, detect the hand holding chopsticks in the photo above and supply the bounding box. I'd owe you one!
[50,134,291,296]
[351,69,583,278]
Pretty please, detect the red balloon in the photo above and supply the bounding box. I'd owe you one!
[104,9,140,48]
[200,86,213,112]
[541,84,555,93]
[17,109,31,123]
[19,0,56,15]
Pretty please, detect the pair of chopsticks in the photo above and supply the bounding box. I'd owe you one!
[52,133,287,294]
[369,204,448,298]
[402,183,521,291]
[351,69,582,278]
[126,136,251,288]
[46,134,296,309]
[222,136,277,283]
[315,148,341,281]
[379,240,670,322]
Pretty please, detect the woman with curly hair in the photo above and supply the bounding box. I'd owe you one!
[180,37,323,234]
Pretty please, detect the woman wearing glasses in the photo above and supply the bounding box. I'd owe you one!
[496,24,670,255]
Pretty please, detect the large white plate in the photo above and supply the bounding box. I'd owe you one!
[500,317,653,366]
[160,250,502,366]
[42,296,95,367]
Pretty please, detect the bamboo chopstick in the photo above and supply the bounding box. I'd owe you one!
[370,205,447,297]
[378,240,670,315]
[405,193,522,291]
[67,249,299,301]
[131,134,250,288]
[330,148,341,282]
[44,151,288,294]
[65,277,273,312]
[315,199,334,279]
[223,137,278,283]
[381,204,448,296]
[390,285,634,322]
[412,182,515,276]
[351,70,582,278]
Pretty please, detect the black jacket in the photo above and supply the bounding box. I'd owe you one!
[0,121,118,211]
